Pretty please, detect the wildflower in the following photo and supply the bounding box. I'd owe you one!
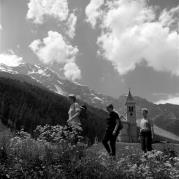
[175,162,179,169]
[125,146,129,150]
[174,157,179,162]
[131,164,137,170]
[164,162,172,167]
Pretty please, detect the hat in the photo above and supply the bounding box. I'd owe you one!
[68,94,76,101]
[106,104,113,109]
[142,108,148,113]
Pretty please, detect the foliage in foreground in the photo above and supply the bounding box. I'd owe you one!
[0,125,179,179]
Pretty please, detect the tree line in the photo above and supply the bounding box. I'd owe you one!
[0,76,108,144]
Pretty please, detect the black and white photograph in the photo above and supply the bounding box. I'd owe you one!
[0,0,179,178]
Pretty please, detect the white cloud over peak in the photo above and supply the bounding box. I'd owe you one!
[156,95,179,105]
[27,0,69,24]
[64,62,81,81]
[29,31,79,64]
[85,0,104,28]
[86,0,179,76]
[66,13,77,39]
[29,31,81,81]
[0,52,24,67]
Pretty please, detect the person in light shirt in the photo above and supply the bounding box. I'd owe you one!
[67,94,81,128]
[139,108,154,153]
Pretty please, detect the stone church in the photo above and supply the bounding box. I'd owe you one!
[118,90,138,143]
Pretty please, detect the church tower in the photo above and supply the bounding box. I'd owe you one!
[125,90,138,142]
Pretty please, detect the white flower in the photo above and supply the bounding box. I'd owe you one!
[164,162,172,167]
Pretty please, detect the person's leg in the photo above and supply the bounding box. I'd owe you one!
[140,132,147,153]
[146,131,153,152]
[110,133,118,156]
[102,131,111,154]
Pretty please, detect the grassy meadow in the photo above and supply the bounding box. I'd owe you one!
[0,125,179,178]
[90,142,179,158]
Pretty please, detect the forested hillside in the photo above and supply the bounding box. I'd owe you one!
[0,75,108,143]
[1,63,179,139]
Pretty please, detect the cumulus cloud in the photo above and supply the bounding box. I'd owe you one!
[64,62,81,81]
[29,31,78,64]
[159,6,179,28]
[26,0,69,24]
[29,31,81,81]
[26,0,78,38]
[66,13,77,39]
[0,52,24,67]
[156,95,179,105]
[85,0,104,28]
[86,0,179,76]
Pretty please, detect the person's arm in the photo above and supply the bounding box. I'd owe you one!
[150,119,154,139]
[68,111,80,121]
[112,113,120,135]
[113,120,119,135]
[138,120,142,141]
[67,103,81,122]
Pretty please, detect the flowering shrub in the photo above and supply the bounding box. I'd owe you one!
[34,124,83,144]
[0,126,179,178]
[82,149,179,179]
[0,125,86,178]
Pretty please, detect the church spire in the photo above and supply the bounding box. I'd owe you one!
[126,89,135,105]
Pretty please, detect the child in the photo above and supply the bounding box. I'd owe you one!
[139,108,154,153]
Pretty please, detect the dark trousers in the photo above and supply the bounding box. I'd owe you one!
[102,130,119,156]
[140,130,153,153]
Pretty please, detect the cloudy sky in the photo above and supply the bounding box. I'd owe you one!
[0,0,179,104]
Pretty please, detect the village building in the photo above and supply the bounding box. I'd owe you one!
[118,90,138,143]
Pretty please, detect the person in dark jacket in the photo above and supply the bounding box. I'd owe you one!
[102,104,122,157]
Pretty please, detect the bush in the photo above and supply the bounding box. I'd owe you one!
[0,125,179,179]
[0,125,86,178]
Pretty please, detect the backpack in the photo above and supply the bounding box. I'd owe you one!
[79,105,87,121]
[118,118,123,131]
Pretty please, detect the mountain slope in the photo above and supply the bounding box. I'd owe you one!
[0,63,179,141]
[0,75,108,143]
[153,125,179,142]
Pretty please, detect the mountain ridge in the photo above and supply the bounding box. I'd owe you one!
[0,63,179,141]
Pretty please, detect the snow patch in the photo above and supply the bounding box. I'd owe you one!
[0,65,18,74]
[30,76,42,84]
[55,85,65,96]
[74,81,88,87]
[28,68,50,77]
[90,93,104,103]
[58,80,63,85]
[93,96,104,102]
[34,64,41,69]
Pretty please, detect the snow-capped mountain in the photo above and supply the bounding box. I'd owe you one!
[0,63,120,110]
[0,62,179,142]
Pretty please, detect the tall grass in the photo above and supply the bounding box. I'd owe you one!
[0,125,179,179]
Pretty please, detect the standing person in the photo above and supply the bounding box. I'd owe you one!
[102,104,122,157]
[139,108,154,153]
[67,94,82,134]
